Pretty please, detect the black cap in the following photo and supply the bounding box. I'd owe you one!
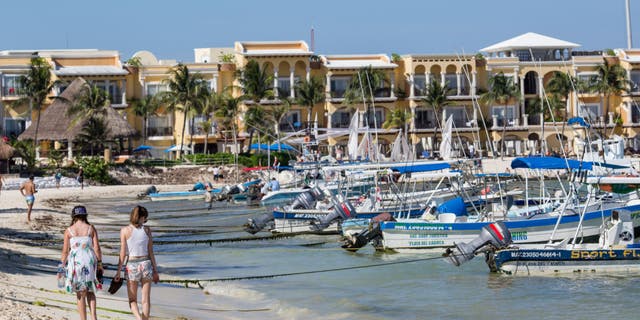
[71,206,88,217]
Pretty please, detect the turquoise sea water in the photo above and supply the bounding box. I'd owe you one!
[84,196,640,320]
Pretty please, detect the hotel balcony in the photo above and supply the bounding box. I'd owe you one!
[328,87,396,103]
[1,86,24,98]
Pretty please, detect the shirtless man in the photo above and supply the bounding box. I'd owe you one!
[19,175,37,222]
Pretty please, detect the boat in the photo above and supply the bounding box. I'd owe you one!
[444,172,640,275]
[342,157,640,252]
[148,189,208,201]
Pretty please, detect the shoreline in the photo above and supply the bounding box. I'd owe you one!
[0,183,219,320]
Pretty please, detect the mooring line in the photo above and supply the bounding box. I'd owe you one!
[159,255,446,287]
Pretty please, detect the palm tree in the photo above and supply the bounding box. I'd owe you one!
[77,116,110,156]
[422,80,454,155]
[131,94,161,145]
[245,105,267,151]
[215,95,243,180]
[67,83,110,121]
[344,66,387,108]
[194,87,226,154]
[589,60,630,137]
[161,63,206,158]
[546,71,578,151]
[480,73,520,158]
[17,57,62,149]
[268,98,292,151]
[295,76,325,127]
[382,108,411,130]
[237,60,274,152]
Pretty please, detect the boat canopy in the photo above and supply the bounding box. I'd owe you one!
[391,162,450,173]
[511,157,592,170]
[436,197,467,216]
[567,117,590,128]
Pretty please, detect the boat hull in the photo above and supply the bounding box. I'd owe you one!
[489,247,640,275]
[381,206,640,252]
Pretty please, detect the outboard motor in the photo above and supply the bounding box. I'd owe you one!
[310,196,357,231]
[216,184,241,201]
[443,221,512,266]
[243,211,275,234]
[289,186,325,210]
[137,185,157,199]
[341,212,395,251]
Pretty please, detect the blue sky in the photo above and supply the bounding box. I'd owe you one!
[4,0,639,62]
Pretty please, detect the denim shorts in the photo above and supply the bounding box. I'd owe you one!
[126,258,154,282]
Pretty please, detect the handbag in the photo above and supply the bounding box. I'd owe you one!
[108,256,128,295]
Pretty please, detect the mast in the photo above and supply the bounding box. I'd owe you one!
[626,0,633,49]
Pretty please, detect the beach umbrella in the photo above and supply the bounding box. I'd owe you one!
[0,140,15,160]
[133,145,153,152]
[164,145,193,153]
[269,143,295,151]
[249,143,269,151]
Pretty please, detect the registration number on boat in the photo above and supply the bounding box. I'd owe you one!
[510,251,561,259]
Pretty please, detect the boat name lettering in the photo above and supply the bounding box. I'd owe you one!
[408,240,445,246]
[570,250,640,259]
[511,231,528,241]
[409,234,448,239]
[396,224,452,231]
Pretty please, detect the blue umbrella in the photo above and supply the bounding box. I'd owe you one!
[249,143,269,150]
[133,145,153,152]
[269,143,296,151]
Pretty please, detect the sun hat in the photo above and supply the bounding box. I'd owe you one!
[71,205,88,217]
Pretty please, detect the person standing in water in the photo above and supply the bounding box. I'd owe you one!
[55,168,62,189]
[19,175,37,222]
[60,205,103,320]
[115,206,160,320]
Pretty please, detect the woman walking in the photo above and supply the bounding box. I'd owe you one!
[60,205,103,320]
[115,206,159,320]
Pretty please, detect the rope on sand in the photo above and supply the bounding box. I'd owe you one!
[159,255,447,287]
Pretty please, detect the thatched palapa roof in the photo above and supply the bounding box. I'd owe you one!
[18,77,137,141]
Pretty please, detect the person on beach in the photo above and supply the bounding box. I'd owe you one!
[55,168,62,189]
[19,175,37,222]
[115,206,160,320]
[0,172,4,196]
[60,205,104,320]
[77,166,84,190]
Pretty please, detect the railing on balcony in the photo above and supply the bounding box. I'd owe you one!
[279,122,300,132]
[2,86,25,97]
[148,127,173,136]
[330,90,346,99]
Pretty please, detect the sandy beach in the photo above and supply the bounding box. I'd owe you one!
[0,182,209,320]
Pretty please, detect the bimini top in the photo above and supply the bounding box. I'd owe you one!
[511,157,592,170]
[391,162,450,174]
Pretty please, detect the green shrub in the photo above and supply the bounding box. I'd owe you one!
[76,157,115,184]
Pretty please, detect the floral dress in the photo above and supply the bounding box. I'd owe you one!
[65,226,99,293]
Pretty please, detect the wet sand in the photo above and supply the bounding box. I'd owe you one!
[0,183,215,320]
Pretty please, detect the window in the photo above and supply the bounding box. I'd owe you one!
[514,50,531,61]
[631,103,640,123]
[413,75,426,96]
[331,110,352,128]
[445,74,458,94]
[366,108,385,128]
[146,83,169,96]
[631,71,640,93]
[2,74,24,96]
[279,111,301,132]
[578,103,601,122]
[4,117,26,138]
[278,77,298,97]
[577,72,598,87]
[415,109,436,129]
[147,114,173,137]
[491,106,516,127]
[92,80,122,104]
[444,106,469,127]
[330,77,350,98]
[190,115,215,135]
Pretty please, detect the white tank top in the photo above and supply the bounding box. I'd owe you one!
[126,225,149,257]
